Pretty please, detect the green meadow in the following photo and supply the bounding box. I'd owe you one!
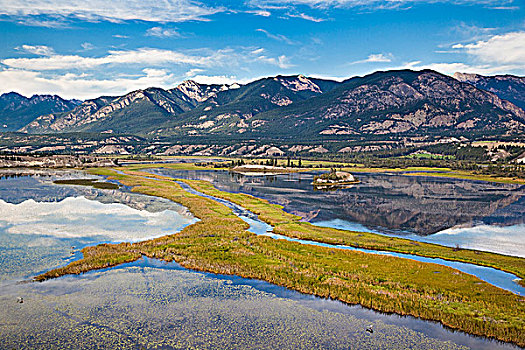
[36,168,525,347]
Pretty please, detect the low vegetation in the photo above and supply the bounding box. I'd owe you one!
[36,168,525,346]
[176,175,525,280]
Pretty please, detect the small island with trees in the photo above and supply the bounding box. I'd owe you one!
[312,168,359,190]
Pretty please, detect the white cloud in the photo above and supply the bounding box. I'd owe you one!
[0,0,223,23]
[256,29,296,44]
[251,48,266,54]
[286,12,325,22]
[146,26,181,38]
[184,68,261,85]
[393,60,519,76]
[81,42,95,51]
[449,22,495,42]
[488,5,520,9]
[247,9,272,16]
[185,68,205,77]
[350,53,392,64]
[16,17,70,28]
[249,0,515,10]
[377,31,525,76]
[452,31,525,68]
[255,54,293,68]
[2,46,295,72]
[16,44,55,56]
[0,67,178,100]
[364,53,392,62]
[190,75,241,85]
[1,48,235,70]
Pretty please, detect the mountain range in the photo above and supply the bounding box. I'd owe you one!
[454,72,525,110]
[0,92,81,132]
[2,69,524,141]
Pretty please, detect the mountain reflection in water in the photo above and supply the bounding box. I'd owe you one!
[147,169,525,236]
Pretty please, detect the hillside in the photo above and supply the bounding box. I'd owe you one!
[21,81,235,134]
[0,92,80,131]
[11,70,525,142]
[454,72,525,110]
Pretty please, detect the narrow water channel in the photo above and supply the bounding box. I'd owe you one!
[175,181,525,296]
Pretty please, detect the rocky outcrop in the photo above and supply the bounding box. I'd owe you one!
[276,74,323,93]
[454,72,525,110]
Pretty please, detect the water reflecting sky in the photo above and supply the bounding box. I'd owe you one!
[147,169,525,235]
[147,169,525,256]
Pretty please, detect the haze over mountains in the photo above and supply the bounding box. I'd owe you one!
[2,69,525,142]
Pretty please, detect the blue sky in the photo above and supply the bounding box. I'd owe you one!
[0,0,523,99]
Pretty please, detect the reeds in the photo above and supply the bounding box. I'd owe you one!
[36,168,525,347]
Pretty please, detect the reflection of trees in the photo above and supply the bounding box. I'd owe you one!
[150,169,525,236]
[321,175,525,235]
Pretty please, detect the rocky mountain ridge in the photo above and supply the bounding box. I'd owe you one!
[454,72,525,110]
[0,92,81,131]
[4,70,525,141]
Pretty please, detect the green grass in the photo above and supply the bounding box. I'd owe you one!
[404,153,455,160]
[404,170,525,185]
[37,168,525,347]
[177,177,525,280]
[122,162,231,171]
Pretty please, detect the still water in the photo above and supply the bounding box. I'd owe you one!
[0,169,521,349]
[146,169,525,257]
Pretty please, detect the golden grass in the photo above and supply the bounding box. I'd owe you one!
[36,168,525,346]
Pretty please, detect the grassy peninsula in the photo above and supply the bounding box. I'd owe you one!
[175,176,525,281]
[36,168,525,346]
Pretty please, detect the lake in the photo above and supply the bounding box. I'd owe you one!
[0,168,521,349]
[145,169,525,258]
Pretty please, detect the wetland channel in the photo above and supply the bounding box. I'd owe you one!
[0,168,523,349]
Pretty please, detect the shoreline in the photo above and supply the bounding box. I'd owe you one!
[35,167,525,347]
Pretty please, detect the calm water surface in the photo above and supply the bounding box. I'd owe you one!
[146,169,525,257]
[0,169,522,349]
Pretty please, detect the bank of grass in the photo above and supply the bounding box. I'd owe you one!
[37,169,525,346]
[402,170,525,185]
[176,176,525,281]
[122,162,231,172]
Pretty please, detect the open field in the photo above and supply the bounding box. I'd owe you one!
[36,168,525,346]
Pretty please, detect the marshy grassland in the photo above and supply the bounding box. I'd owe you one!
[121,157,525,186]
[36,168,525,346]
